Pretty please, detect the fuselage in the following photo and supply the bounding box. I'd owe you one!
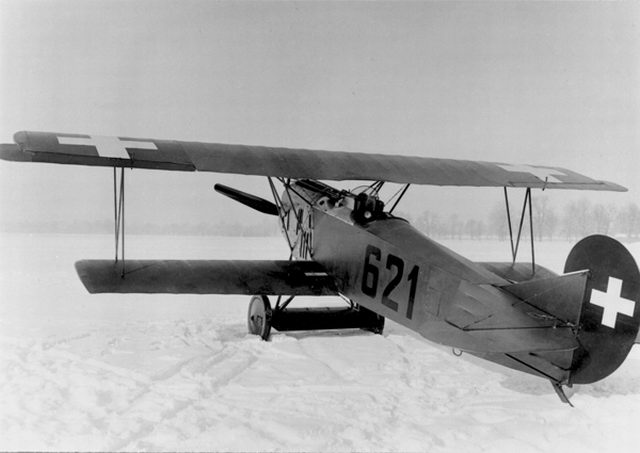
[279,180,573,358]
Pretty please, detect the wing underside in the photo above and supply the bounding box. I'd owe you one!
[0,131,626,191]
[75,259,339,296]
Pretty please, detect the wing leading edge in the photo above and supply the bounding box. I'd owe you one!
[0,130,626,191]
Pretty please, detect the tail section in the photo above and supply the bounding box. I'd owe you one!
[564,235,640,384]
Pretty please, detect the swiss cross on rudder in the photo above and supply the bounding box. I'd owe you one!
[57,135,157,159]
[590,277,636,329]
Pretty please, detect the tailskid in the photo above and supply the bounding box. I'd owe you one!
[551,382,574,407]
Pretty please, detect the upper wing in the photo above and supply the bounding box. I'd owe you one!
[0,130,626,191]
[75,259,338,296]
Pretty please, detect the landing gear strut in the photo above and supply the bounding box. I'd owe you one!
[247,295,385,340]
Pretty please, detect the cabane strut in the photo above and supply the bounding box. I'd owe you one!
[388,184,410,215]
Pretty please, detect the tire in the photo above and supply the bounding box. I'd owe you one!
[247,295,272,341]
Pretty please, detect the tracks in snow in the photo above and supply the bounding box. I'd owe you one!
[0,319,263,451]
[2,317,639,451]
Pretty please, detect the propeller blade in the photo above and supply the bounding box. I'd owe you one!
[214,184,279,216]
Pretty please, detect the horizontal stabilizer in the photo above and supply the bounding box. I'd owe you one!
[75,259,338,296]
[1,130,627,191]
[479,262,558,283]
[502,271,589,324]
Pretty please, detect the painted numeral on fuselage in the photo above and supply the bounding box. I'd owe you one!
[406,265,419,320]
[361,245,381,297]
[382,254,403,311]
[361,245,419,320]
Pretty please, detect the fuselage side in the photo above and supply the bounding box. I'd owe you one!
[279,180,577,375]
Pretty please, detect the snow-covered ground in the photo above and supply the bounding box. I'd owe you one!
[0,233,638,452]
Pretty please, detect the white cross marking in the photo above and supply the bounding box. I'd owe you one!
[57,135,157,159]
[590,277,636,329]
[498,164,566,184]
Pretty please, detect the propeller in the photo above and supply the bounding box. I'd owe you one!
[214,183,279,216]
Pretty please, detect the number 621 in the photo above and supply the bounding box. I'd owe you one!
[361,245,419,320]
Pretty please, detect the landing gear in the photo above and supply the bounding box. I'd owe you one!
[247,294,385,340]
[363,311,385,335]
[247,295,272,340]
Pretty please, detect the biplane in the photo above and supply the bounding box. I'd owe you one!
[2,130,639,405]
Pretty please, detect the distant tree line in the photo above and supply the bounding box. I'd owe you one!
[4,197,640,240]
[407,197,640,241]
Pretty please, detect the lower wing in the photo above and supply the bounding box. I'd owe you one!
[75,259,338,296]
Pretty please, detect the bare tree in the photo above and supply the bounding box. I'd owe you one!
[464,219,485,239]
[533,195,558,240]
[617,202,640,239]
[487,203,508,240]
[591,203,616,235]
[416,210,442,237]
[448,213,463,239]
[562,198,592,240]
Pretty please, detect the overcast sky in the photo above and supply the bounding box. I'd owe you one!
[0,0,638,231]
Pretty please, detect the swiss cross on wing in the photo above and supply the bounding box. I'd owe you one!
[57,135,157,159]
[498,164,566,184]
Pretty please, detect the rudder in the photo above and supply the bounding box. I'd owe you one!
[564,235,640,384]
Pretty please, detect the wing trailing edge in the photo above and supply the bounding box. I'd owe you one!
[0,130,627,191]
[75,259,339,296]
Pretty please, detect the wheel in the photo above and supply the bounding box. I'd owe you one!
[247,295,272,340]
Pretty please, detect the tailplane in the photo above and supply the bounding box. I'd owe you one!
[501,235,639,388]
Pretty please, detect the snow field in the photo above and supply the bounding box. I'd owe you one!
[0,234,638,451]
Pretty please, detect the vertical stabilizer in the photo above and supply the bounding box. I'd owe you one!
[564,235,640,384]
